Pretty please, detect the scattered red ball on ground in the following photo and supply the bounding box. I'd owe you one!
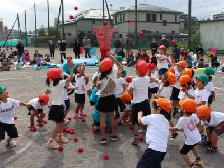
[77,147,84,153]
[102,153,110,160]
[58,146,64,151]
[73,137,78,142]
[31,127,37,132]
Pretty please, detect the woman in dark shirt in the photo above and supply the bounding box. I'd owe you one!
[73,39,81,59]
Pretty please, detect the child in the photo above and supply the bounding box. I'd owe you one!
[96,56,118,144]
[194,74,210,106]
[203,67,216,106]
[136,98,171,168]
[46,61,73,149]
[90,86,110,133]
[148,63,159,99]
[0,85,27,147]
[196,105,224,152]
[73,64,88,120]
[178,75,195,100]
[128,60,150,145]
[156,45,172,79]
[136,49,142,62]
[126,50,135,67]
[24,50,31,64]
[34,50,42,70]
[27,93,49,131]
[170,99,202,168]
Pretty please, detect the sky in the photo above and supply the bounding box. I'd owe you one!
[1,0,224,31]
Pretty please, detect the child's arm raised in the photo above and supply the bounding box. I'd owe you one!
[66,60,74,83]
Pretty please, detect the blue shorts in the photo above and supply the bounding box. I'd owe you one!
[64,99,71,111]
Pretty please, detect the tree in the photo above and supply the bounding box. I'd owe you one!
[38,28,46,36]
[48,27,60,38]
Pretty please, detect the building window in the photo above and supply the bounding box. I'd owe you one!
[175,15,177,22]
[146,13,156,22]
[120,14,123,22]
[160,14,162,20]
[163,20,167,26]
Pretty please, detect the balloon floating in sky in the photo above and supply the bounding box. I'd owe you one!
[74,6,78,10]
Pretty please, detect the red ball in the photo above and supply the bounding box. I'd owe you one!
[69,130,75,134]
[102,153,110,160]
[77,147,84,153]
[181,87,187,92]
[139,31,145,37]
[31,127,37,132]
[14,116,17,120]
[73,137,78,142]
[69,15,74,19]
[100,58,113,72]
[125,76,132,83]
[103,21,109,26]
[74,6,78,10]
[58,146,64,151]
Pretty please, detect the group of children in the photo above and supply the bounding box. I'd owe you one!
[1,45,224,168]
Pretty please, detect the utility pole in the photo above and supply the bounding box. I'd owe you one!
[34,3,37,46]
[17,13,21,39]
[188,0,192,49]
[25,10,27,46]
[103,0,105,21]
[135,0,138,47]
[61,0,65,39]
[47,0,50,41]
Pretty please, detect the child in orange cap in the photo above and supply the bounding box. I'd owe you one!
[196,105,224,152]
[137,98,171,168]
[27,93,49,131]
[128,60,150,145]
[170,99,203,168]
[46,61,74,149]
[178,75,195,100]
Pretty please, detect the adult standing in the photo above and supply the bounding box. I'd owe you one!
[160,35,169,48]
[113,37,122,55]
[73,38,81,59]
[58,39,67,63]
[83,36,91,58]
[48,40,55,59]
[172,44,180,63]
[16,40,25,64]
[150,38,158,56]
[125,34,132,59]
[196,43,204,61]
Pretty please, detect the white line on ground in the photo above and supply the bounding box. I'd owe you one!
[0,77,33,81]
[214,87,224,91]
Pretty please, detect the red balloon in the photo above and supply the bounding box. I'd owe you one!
[74,6,78,10]
[77,147,84,153]
[102,153,110,160]
[139,31,145,37]
[58,146,64,151]
[125,76,132,83]
[69,15,74,19]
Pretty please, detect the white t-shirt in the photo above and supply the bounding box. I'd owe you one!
[158,85,172,99]
[0,98,20,124]
[149,71,159,88]
[173,67,181,89]
[203,112,224,127]
[176,114,201,145]
[141,114,169,152]
[178,88,196,100]
[115,77,125,96]
[74,74,86,94]
[194,89,209,105]
[112,64,118,80]
[28,98,43,110]
[156,54,169,70]
[130,76,150,103]
[205,81,215,95]
[50,80,66,105]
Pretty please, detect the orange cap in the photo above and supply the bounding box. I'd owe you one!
[179,75,192,86]
[120,91,132,103]
[136,60,148,76]
[176,61,188,68]
[179,99,197,113]
[153,98,172,113]
[167,72,176,85]
[100,58,113,72]
[47,68,62,80]
[168,67,175,73]
[38,93,49,105]
[196,105,211,119]
[182,68,193,78]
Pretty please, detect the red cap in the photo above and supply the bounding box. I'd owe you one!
[136,60,148,76]
[47,68,62,80]
[159,45,166,49]
[100,58,113,72]
[38,93,49,105]
[148,63,157,70]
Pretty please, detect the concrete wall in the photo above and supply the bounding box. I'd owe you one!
[200,21,224,50]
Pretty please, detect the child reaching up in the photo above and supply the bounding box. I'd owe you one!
[0,85,27,147]
[170,99,203,168]
[46,60,73,149]
[27,93,49,131]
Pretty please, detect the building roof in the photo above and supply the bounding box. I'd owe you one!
[200,19,224,24]
[65,9,117,24]
[114,3,182,15]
